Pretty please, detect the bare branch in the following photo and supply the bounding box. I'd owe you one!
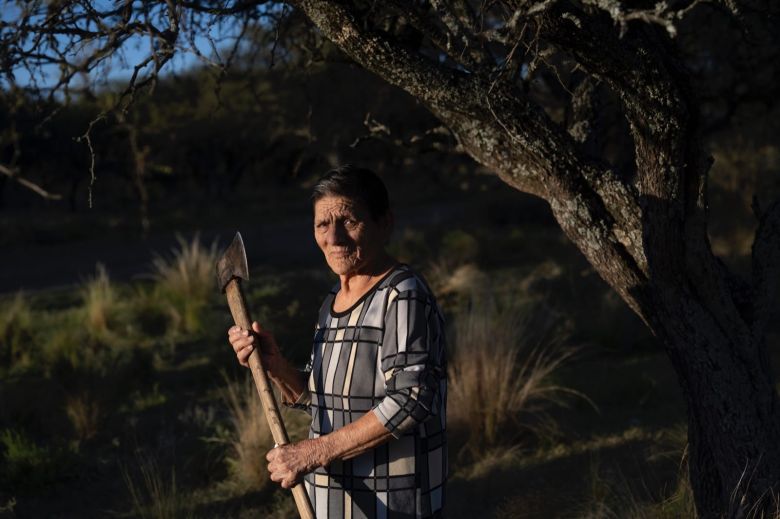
[0,163,62,200]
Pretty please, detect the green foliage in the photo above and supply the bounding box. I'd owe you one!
[129,383,168,413]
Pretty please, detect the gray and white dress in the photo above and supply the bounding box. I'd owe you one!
[291,264,447,519]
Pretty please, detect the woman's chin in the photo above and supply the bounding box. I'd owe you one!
[327,258,358,276]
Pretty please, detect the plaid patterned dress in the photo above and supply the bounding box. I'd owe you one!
[291,264,447,519]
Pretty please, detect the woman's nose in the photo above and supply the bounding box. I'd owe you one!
[328,223,349,245]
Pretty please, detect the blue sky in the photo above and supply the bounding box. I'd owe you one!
[1,1,279,93]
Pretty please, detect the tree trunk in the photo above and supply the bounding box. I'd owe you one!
[287,1,780,515]
[646,288,780,517]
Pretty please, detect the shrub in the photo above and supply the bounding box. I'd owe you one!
[447,294,584,455]
[151,234,218,335]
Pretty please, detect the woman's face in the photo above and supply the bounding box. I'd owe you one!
[313,195,391,276]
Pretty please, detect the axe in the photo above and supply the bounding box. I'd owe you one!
[216,232,315,519]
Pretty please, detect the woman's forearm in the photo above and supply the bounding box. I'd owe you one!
[315,411,393,465]
[267,362,308,405]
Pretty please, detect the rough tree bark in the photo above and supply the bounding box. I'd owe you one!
[287,1,780,517]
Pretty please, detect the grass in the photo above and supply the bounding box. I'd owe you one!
[0,228,741,518]
[215,373,311,495]
[0,428,72,493]
[65,391,102,443]
[150,234,218,335]
[0,292,34,372]
[447,292,586,456]
[122,452,193,519]
[81,263,118,342]
[217,374,275,493]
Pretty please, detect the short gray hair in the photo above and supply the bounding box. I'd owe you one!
[311,165,390,221]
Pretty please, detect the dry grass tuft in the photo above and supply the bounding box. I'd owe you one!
[448,294,586,455]
[151,234,218,334]
[219,374,274,492]
[121,452,192,519]
[81,263,117,341]
[65,392,102,442]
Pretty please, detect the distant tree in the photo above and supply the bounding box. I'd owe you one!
[2,1,780,516]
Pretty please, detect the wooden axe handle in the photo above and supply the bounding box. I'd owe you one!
[224,279,315,519]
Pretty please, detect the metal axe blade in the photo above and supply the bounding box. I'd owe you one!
[216,232,249,292]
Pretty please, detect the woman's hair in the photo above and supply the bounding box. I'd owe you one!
[311,165,390,221]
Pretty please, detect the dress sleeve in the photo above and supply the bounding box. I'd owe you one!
[372,288,446,438]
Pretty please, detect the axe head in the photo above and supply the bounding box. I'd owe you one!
[216,232,249,292]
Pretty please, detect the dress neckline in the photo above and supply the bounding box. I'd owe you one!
[329,263,404,318]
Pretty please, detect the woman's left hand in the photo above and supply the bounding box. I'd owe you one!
[266,439,328,489]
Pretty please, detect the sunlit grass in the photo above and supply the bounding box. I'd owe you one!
[151,234,218,335]
[218,374,274,492]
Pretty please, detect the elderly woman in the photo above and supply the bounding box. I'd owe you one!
[228,166,447,519]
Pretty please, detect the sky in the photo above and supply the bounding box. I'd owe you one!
[0,1,276,94]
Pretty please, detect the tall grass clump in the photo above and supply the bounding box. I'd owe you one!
[448,294,584,455]
[217,375,274,492]
[0,292,34,371]
[81,263,118,342]
[122,452,192,519]
[151,234,218,335]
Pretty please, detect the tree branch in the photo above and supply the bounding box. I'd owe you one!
[290,0,651,316]
[0,163,62,201]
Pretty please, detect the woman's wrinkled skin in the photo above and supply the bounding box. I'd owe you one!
[313,195,392,278]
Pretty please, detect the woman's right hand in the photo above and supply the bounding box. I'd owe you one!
[227,321,284,374]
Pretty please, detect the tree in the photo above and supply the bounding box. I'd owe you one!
[2,1,780,516]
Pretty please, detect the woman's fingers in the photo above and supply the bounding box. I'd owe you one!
[228,326,254,367]
[228,327,254,349]
[237,345,253,366]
